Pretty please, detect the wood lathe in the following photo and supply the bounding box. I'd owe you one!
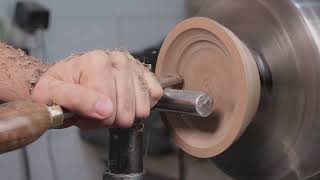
[0,74,213,180]
[3,0,320,179]
[156,0,320,179]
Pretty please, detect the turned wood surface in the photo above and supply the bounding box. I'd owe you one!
[156,17,261,158]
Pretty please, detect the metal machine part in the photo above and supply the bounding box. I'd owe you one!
[156,74,214,118]
[62,88,214,125]
[155,89,213,118]
[102,75,213,180]
[102,77,213,180]
[158,0,320,180]
[47,105,64,128]
[104,121,144,180]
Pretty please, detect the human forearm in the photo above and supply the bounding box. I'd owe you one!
[0,43,163,128]
[0,42,48,101]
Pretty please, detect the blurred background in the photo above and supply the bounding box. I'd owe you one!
[0,0,230,180]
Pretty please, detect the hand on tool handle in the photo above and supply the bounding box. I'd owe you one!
[31,50,163,129]
[0,74,213,154]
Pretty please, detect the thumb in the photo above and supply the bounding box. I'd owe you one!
[31,77,114,121]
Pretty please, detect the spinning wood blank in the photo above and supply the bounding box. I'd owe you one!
[156,17,261,158]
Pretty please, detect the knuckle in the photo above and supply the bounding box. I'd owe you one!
[84,50,108,62]
[110,50,125,56]
[89,49,107,57]
[110,52,129,69]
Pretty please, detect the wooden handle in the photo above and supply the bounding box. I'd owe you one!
[0,101,51,153]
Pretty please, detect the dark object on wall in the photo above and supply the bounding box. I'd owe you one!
[14,1,50,33]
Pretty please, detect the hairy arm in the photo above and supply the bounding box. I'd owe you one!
[0,42,163,128]
[0,42,48,101]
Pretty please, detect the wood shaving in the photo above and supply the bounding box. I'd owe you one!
[135,70,148,91]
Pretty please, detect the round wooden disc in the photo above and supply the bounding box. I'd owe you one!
[156,17,261,158]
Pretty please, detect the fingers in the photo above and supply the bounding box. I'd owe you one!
[143,70,164,107]
[82,77,117,126]
[78,50,117,126]
[110,51,135,128]
[32,50,164,129]
[132,64,151,119]
[79,50,136,127]
[32,76,114,123]
[127,53,163,107]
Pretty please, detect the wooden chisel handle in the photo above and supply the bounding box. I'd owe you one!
[0,101,63,153]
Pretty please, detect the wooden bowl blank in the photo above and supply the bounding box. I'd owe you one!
[156,17,261,158]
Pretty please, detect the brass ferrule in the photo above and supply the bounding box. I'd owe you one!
[47,105,64,128]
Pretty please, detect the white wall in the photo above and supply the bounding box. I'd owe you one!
[0,1,186,180]
[39,0,186,62]
[1,0,186,61]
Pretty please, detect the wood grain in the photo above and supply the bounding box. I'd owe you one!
[0,101,50,153]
